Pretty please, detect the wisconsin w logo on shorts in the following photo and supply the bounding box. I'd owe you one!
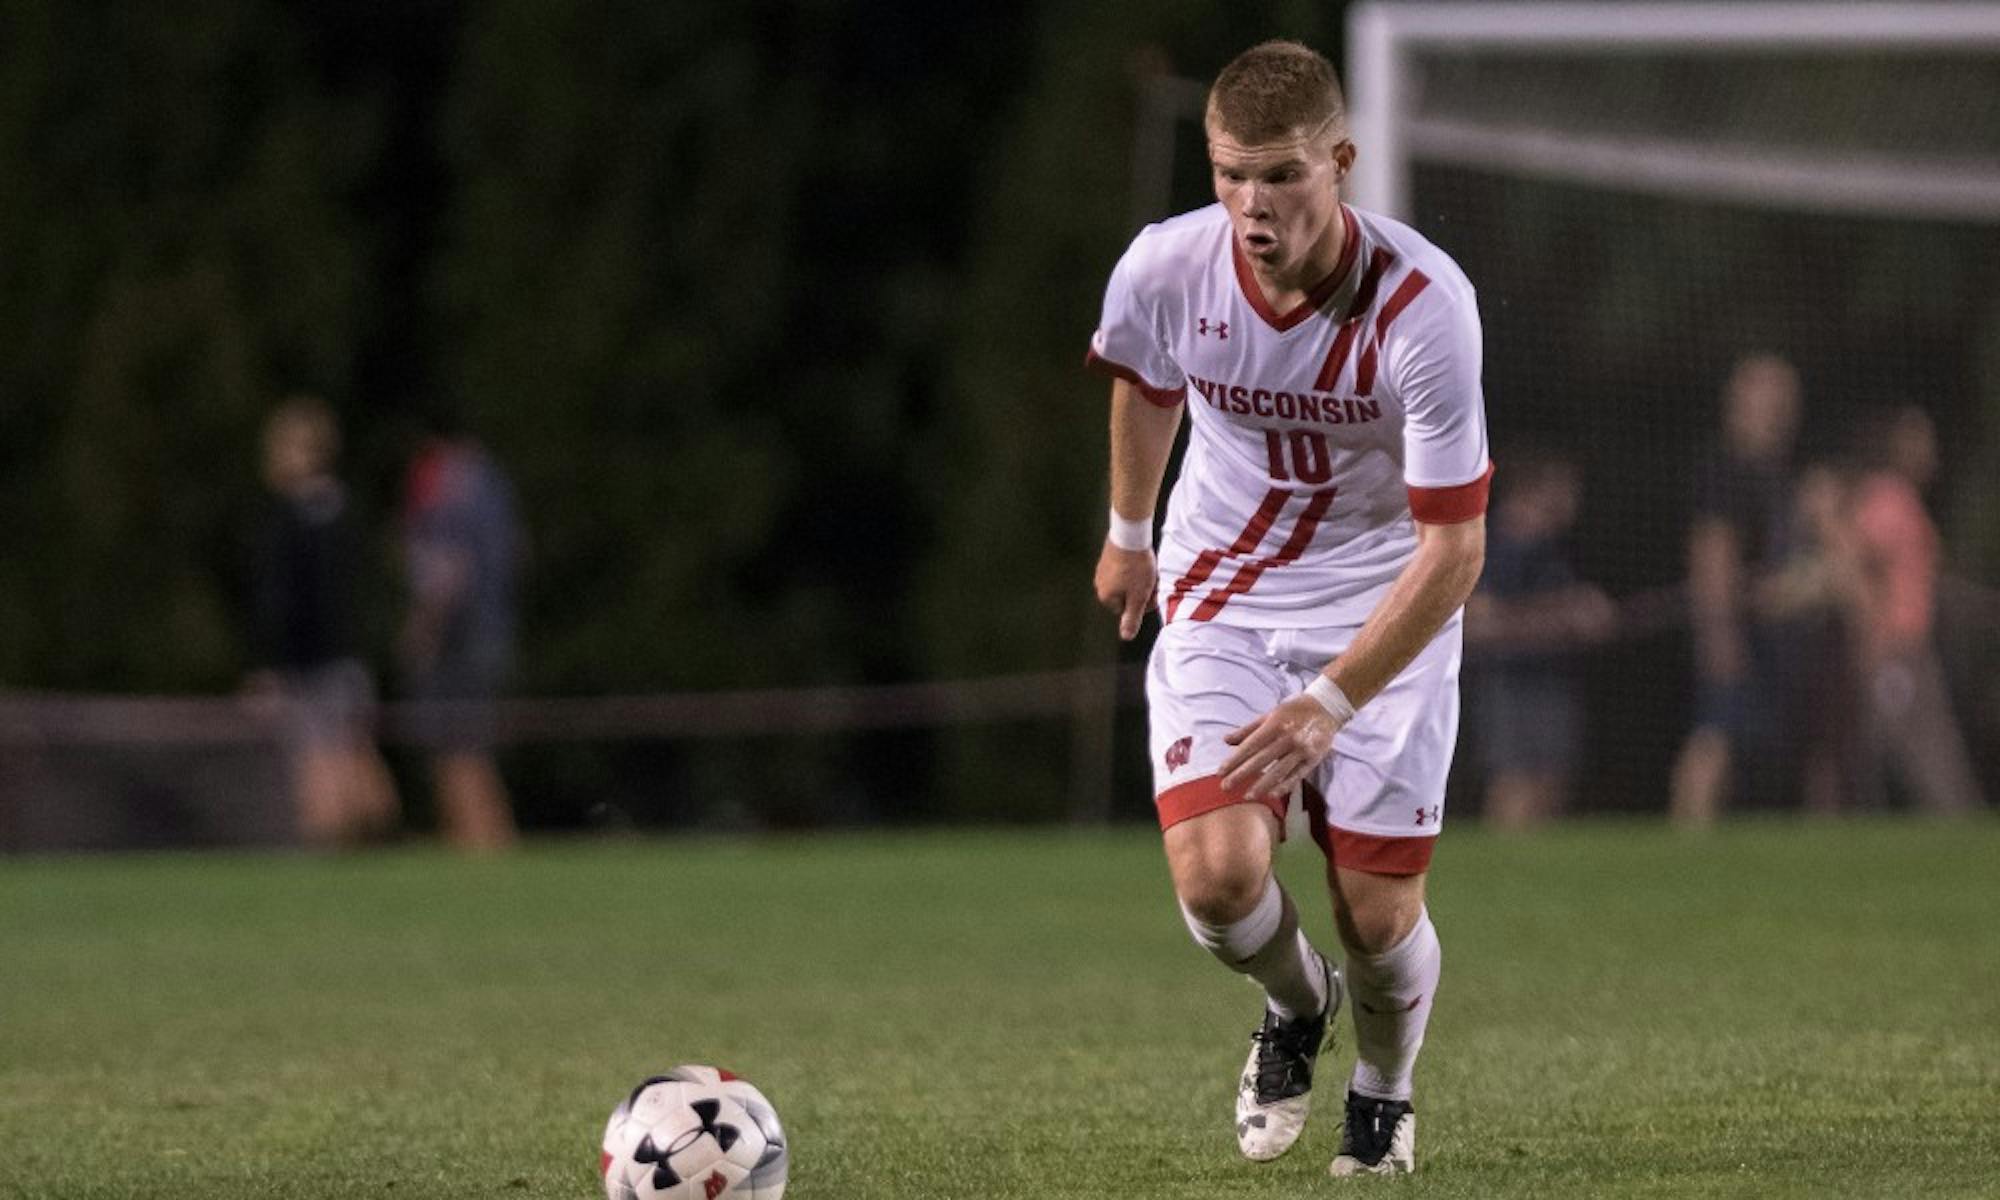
[1165,735,1194,773]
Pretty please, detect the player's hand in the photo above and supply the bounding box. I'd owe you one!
[1219,695,1343,801]
[1094,542,1157,641]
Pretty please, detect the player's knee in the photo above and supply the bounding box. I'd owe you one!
[1164,802,1279,924]
[1174,853,1268,925]
[1330,870,1425,955]
[1336,895,1420,955]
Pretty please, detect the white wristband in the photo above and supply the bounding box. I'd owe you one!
[1304,675,1356,724]
[1108,508,1153,552]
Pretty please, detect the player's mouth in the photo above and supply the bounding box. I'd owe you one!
[1242,230,1279,256]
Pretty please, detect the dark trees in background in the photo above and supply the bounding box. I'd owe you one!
[7,1,1996,823]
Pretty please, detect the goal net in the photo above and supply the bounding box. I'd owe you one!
[1346,2,2000,812]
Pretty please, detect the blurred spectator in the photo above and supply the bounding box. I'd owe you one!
[1465,449,1616,830]
[400,414,521,851]
[1756,465,1861,814]
[1670,353,1804,826]
[1807,408,1982,814]
[247,397,400,846]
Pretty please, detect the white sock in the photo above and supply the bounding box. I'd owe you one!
[1181,878,1329,1019]
[1345,909,1441,1102]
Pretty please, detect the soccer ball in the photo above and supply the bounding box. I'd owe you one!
[600,1065,788,1200]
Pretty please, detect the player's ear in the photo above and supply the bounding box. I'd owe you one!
[1332,138,1357,180]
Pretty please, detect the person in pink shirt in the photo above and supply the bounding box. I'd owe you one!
[1813,408,1980,813]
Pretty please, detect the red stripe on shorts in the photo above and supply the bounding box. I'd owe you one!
[1311,247,1397,392]
[1155,775,1289,836]
[1354,270,1432,397]
[1326,827,1435,875]
[1187,487,1338,621]
[1163,487,1290,620]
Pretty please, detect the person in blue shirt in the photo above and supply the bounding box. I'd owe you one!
[400,411,521,851]
[1464,447,1614,829]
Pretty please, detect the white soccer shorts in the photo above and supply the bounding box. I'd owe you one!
[1145,615,1463,875]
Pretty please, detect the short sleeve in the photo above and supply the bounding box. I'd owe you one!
[1084,242,1187,407]
[1389,287,1492,523]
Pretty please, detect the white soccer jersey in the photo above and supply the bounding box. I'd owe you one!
[1088,203,1492,629]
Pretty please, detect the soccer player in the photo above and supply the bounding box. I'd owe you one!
[1087,41,1490,1177]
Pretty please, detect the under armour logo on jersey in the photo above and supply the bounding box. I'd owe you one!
[1165,736,1193,773]
[1414,805,1440,826]
[1197,318,1229,339]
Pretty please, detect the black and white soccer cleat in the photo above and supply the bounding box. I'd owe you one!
[1329,1089,1417,1177]
[1234,954,1341,1161]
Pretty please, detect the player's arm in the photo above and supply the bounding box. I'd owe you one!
[1094,378,1185,640]
[1218,516,1483,800]
[1320,515,1485,702]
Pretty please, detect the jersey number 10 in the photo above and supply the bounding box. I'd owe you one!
[1263,429,1333,485]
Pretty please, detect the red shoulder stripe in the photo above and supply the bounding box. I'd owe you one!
[1355,270,1432,397]
[1311,248,1396,392]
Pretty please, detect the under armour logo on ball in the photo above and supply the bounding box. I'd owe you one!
[634,1100,740,1190]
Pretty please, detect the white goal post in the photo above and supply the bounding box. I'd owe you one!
[1346,2,2000,222]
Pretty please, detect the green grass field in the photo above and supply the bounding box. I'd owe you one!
[4,819,1998,1198]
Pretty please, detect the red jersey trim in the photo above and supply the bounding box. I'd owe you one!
[1408,461,1493,524]
[1231,205,1361,333]
[1155,775,1290,838]
[1084,348,1186,407]
[1326,826,1436,875]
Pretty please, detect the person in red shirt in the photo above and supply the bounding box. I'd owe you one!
[1812,408,1980,813]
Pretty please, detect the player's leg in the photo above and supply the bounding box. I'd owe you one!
[1165,803,1322,1012]
[1164,804,1341,1161]
[1326,864,1433,1177]
[1291,618,1457,1177]
[1148,622,1340,1161]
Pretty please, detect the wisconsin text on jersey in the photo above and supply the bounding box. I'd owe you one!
[1187,377,1383,429]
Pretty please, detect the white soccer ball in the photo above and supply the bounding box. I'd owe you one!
[600,1066,788,1200]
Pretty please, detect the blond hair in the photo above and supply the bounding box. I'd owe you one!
[1207,40,1346,145]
